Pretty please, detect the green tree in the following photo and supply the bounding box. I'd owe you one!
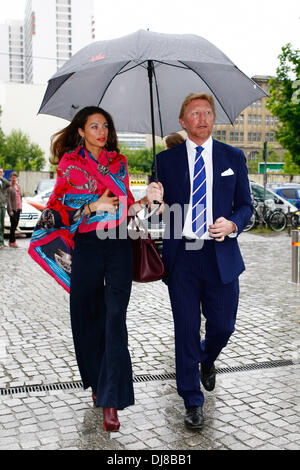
[247,145,282,173]
[283,151,300,175]
[3,129,45,171]
[120,144,166,174]
[266,43,300,165]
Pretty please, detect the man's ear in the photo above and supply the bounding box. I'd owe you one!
[179,118,186,130]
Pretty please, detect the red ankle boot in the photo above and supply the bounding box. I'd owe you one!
[103,407,120,432]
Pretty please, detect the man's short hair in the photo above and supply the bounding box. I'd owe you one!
[10,171,18,178]
[179,93,216,120]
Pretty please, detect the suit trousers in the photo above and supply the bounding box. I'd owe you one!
[70,231,134,410]
[168,238,239,408]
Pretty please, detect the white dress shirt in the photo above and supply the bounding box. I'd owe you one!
[182,136,213,240]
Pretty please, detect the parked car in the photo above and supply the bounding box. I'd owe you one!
[33,178,56,195]
[250,181,298,213]
[4,201,41,237]
[25,188,54,211]
[266,183,300,209]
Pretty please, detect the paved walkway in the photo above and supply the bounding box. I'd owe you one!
[0,231,299,450]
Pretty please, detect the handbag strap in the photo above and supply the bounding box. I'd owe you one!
[131,214,151,239]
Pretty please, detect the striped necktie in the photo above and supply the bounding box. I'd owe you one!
[192,146,206,237]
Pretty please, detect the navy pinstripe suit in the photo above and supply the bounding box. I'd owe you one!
[156,139,252,407]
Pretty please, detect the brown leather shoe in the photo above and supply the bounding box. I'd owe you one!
[103,407,120,432]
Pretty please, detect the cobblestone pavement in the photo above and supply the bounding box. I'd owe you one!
[0,231,299,451]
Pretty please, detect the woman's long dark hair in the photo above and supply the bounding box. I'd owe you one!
[50,106,119,165]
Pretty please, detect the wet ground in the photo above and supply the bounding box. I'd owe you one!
[0,231,299,451]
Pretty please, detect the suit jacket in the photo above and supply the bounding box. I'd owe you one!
[156,139,253,285]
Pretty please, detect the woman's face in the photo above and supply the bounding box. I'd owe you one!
[10,175,18,185]
[78,113,109,154]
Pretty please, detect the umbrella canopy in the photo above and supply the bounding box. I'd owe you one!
[39,29,267,137]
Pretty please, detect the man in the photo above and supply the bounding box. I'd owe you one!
[147,93,252,429]
[0,168,10,249]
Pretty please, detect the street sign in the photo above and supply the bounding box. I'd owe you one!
[258,162,284,174]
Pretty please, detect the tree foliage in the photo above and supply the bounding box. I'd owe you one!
[120,144,166,174]
[266,43,300,165]
[0,128,45,171]
[247,145,282,173]
[0,106,45,170]
[283,151,300,175]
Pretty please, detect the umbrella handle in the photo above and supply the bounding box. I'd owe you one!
[143,202,161,219]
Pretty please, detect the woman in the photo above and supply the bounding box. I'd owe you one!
[29,106,162,432]
[7,171,22,248]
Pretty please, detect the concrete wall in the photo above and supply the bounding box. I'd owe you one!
[248,173,300,184]
[18,171,149,196]
[17,170,299,197]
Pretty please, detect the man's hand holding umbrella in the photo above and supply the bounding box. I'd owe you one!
[146,182,164,215]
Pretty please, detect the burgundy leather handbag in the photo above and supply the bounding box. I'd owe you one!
[130,216,165,283]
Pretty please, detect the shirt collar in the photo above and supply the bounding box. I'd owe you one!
[186,135,213,155]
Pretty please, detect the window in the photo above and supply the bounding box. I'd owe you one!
[248,151,259,161]
[265,132,275,142]
[248,132,257,141]
[230,131,240,142]
[248,115,261,125]
[213,130,227,141]
[251,183,278,202]
[281,189,297,199]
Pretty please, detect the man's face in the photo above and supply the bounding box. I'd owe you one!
[0,169,3,178]
[179,98,215,145]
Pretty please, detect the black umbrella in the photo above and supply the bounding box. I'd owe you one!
[39,29,267,178]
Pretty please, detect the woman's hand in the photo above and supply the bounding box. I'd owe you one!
[86,189,120,215]
[146,182,164,214]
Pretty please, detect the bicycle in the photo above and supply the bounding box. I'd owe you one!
[243,198,287,232]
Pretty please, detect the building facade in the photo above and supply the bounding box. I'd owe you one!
[118,132,147,150]
[0,0,95,85]
[0,20,24,84]
[24,0,95,84]
[213,75,284,163]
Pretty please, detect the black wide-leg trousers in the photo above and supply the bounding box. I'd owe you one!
[70,232,134,410]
